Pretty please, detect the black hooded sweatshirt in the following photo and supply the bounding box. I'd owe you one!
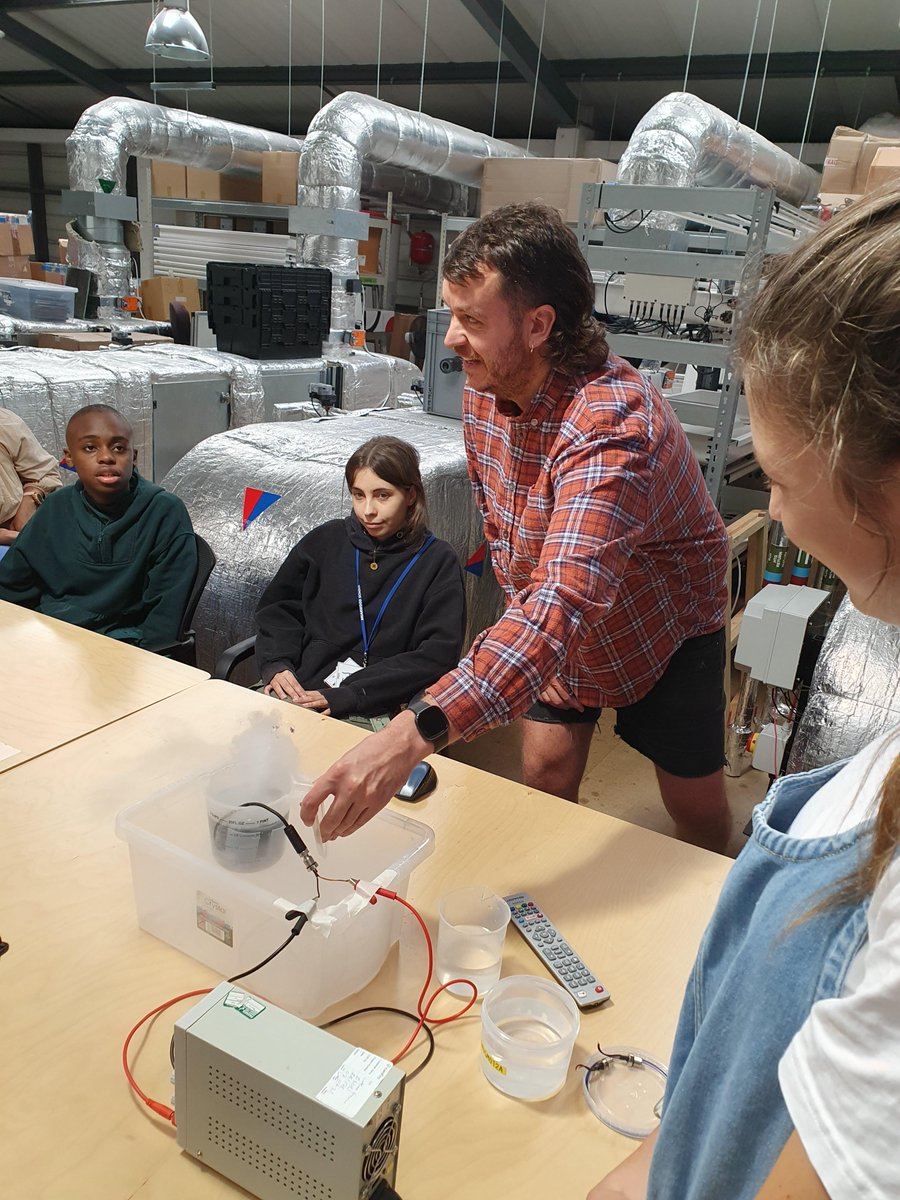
[254,514,466,718]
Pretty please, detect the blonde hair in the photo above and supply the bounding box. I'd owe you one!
[740,183,900,902]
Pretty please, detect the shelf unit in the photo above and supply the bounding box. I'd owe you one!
[574,182,819,505]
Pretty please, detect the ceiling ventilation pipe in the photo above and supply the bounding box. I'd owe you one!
[616,92,820,204]
[295,92,529,333]
[65,97,472,302]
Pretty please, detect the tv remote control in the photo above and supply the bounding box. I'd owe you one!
[504,892,610,1010]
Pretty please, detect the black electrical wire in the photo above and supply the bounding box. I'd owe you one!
[321,1006,436,1082]
[168,909,311,1069]
[604,208,652,234]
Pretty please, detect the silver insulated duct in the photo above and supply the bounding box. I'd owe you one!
[787,597,900,775]
[617,92,820,206]
[65,96,473,303]
[67,97,305,194]
[296,92,528,331]
[66,98,307,300]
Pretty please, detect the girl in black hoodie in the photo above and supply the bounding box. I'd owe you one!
[254,435,466,728]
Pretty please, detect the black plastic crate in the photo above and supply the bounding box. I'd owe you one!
[206,263,332,360]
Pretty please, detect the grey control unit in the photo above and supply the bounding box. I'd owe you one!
[174,982,405,1200]
[423,307,465,419]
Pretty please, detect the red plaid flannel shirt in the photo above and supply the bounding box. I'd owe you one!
[429,354,729,741]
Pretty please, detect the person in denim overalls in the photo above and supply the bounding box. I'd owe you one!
[589,184,900,1200]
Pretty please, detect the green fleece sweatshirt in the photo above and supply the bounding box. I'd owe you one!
[0,471,197,648]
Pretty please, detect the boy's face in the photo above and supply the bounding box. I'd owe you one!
[65,412,137,507]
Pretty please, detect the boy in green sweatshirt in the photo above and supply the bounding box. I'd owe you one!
[0,404,197,649]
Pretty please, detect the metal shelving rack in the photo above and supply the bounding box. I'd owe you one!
[574,182,819,505]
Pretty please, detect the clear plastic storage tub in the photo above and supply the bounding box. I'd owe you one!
[116,771,435,1018]
[0,276,77,321]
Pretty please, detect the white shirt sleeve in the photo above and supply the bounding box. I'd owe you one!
[779,851,900,1199]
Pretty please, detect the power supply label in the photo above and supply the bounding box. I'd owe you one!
[315,1048,393,1118]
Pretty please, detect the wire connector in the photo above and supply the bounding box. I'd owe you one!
[282,823,319,875]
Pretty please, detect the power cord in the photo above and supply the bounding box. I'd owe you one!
[372,1180,404,1200]
[322,1007,435,1082]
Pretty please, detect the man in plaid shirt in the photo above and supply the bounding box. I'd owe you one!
[302,202,731,849]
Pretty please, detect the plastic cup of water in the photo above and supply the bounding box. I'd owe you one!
[206,767,291,874]
[480,975,581,1101]
[435,886,511,998]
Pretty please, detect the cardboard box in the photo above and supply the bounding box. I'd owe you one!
[820,124,900,196]
[480,157,617,222]
[140,275,201,321]
[0,255,32,279]
[11,218,34,257]
[36,331,175,352]
[185,165,262,203]
[261,151,299,205]
[820,126,865,194]
[388,312,420,361]
[151,161,187,199]
[0,214,35,257]
[37,333,112,352]
[29,262,68,284]
[128,333,174,346]
[358,227,383,276]
[865,146,900,192]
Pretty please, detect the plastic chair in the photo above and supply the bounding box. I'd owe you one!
[214,633,258,681]
[149,533,216,666]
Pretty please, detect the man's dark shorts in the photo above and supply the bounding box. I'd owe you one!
[524,628,726,779]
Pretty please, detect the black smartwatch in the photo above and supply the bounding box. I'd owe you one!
[407,694,450,754]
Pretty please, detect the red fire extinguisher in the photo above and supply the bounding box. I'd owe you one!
[409,229,435,266]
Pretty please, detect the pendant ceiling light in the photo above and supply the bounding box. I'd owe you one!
[145,0,209,62]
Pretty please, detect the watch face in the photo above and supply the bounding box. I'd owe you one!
[416,704,448,741]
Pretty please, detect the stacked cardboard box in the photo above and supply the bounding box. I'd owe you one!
[261,152,299,205]
[140,275,202,321]
[29,262,68,285]
[480,157,617,222]
[36,332,174,352]
[820,125,900,203]
[151,161,187,198]
[0,213,35,279]
[185,162,262,203]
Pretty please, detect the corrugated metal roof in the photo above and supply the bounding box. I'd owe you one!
[0,0,895,140]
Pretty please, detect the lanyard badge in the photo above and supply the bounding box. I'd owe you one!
[355,534,435,667]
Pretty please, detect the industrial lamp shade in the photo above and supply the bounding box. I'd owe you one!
[145,1,210,61]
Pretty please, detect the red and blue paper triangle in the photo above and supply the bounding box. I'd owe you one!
[464,541,487,577]
[242,487,281,530]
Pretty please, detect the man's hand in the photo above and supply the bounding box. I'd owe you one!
[299,710,431,840]
[297,689,330,715]
[539,678,584,710]
[0,527,17,546]
[264,669,306,703]
[9,494,37,532]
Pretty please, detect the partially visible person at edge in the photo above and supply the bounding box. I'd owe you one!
[0,407,62,547]
[0,403,196,648]
[254,435,466,732]
[588,184,900,1200]
[298,200,730,849]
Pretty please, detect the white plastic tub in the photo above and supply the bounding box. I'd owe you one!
[116,771,434,1017]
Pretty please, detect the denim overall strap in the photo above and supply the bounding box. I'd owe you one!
[647,761,874,1200]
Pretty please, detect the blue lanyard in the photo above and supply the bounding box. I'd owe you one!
[355,534,435,666]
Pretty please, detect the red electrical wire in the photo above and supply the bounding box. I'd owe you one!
[371,887,477,1065]
[122,988,212,1125]
[123,887,478,1124]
